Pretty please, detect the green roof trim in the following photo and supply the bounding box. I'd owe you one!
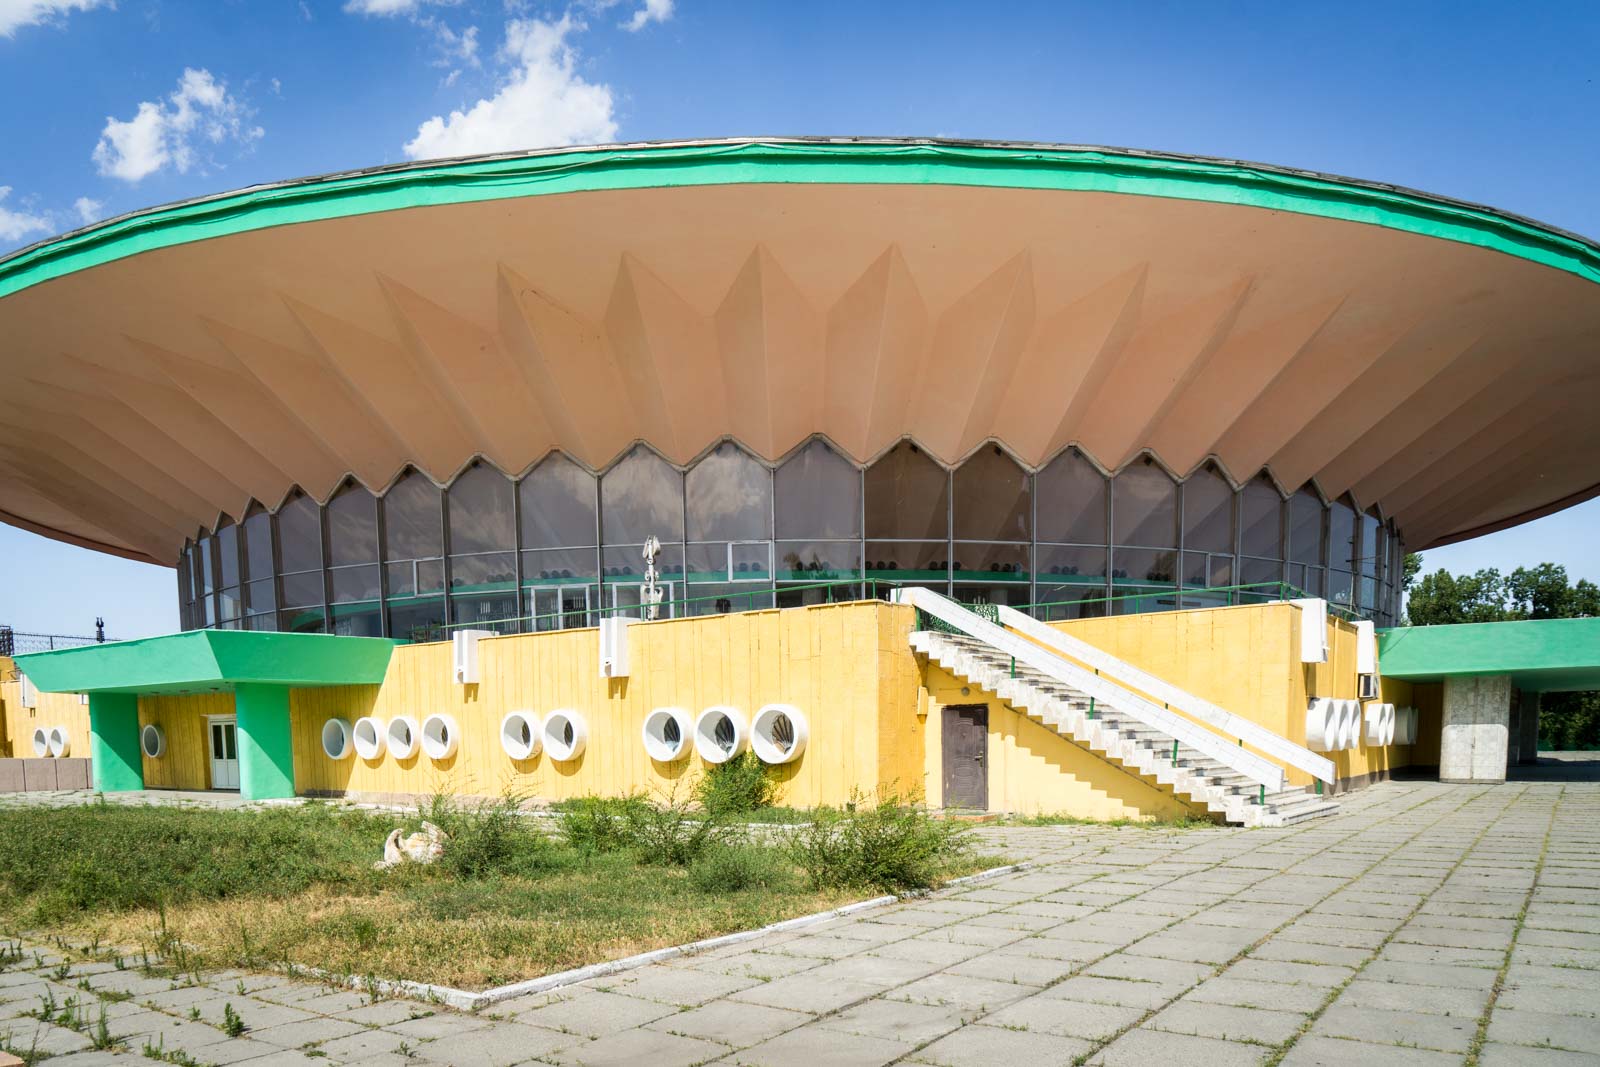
[14,630,396,696]
[1379,618,1600,693]
[3,139,1599,302]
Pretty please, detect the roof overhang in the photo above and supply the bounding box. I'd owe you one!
[1378,618,1600,693]
[2,137,1597,564]
[13,630,397,695]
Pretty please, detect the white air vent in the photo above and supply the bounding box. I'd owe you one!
[1358,673,1379,700]
[1355,620,1377,675]
[18,672,38,709]
[599,617,633,678]
[1288,599,1328,664]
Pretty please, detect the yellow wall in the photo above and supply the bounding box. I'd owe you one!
[919,662,1202,819]
[289,600,913,808]
[139,692,234,790]
[1052,602,1414,790]
[0,672,91,760]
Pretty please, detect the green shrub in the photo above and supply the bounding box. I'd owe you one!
[556,794,649,856]
[787,790,970,894]
[421,795,554,880]
[687,844,792,894]
[620,796,732,867]
[694,752,777,816]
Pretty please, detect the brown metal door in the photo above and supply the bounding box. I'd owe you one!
[941,704,988,810]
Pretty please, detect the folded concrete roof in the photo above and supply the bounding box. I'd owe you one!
[1,137,1597,565]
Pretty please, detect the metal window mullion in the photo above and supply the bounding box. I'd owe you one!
[376,491,391,639]
[440,479,454,626]
[317,497,333,634]
[512,473,526,632]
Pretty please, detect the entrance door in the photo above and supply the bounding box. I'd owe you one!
[941,704,988,810]
[208,718,240,791]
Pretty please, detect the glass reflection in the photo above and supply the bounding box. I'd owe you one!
[866,441,947,542]
[602,445,684,546]
[776,439,860,540]
[1113,457,1177,548]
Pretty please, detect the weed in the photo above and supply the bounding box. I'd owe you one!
[787,789,971,893]
[34,988,58,1023]
[556,794,649,856]
[693,751,777,816]
[420,795,555,880]
[91,1004,116,1050]
[688,844,792,893]
[51,962,71,981]
[397,1041,417,1059]
[221,1003,246,1038]
[619,793,732,867]
[0,1029,45,1067]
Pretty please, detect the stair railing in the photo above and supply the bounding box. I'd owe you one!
[996,604,1335,785]
[895,586,1287,794]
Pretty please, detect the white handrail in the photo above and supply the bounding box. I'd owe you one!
[895,587,1287,792]
[996,604,1335,784]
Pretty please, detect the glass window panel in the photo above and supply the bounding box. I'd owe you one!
[682,585,775,617]
[383,470,443,561]
[1183,551,1234,588]
[1239,476,1284,559]
[601,446,684,545]
[280,570,324,609]
[1113,547,1178,586]
[1327,568,1357,610]
[277,606,325,634]
[1037,543,1108,580]
[198,536,215,593]
[330,564,381,604]
[731,542,772,581]
[1329,498,1357,573]
[245,613,277,632]
[387,597,445,643]
[1112,458,1177,548]
[218,588,242,623]
[687,442,771,542]
[216,523,240,588]
[450,551,517,592]
[450,591,520,634]
[519,454,597,550]
[1360,512,1381,579]
[242,506,273,582]
[1033,583,1110,620]
[1037,448,1107,545]
[330,602,383,638]
[277,492,322,574]
[776,438,860,539]
[246,577,275,614]
[954,444,1030,542]
[1288,488,1325,567]
[522,547,599,585]
[326,482,378,567]
[1182,466,1234,554]
[449,462,515,556]
[951,541,1029,582]
[777,541,861,582]
[777,583,862,608]
[864,541,947,582]
[865,441,947,541]
[602,541,683,581]
[953,581,1033,607]
[1239,556,1284,597]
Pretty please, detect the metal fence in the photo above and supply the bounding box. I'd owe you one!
[0,626,114,658]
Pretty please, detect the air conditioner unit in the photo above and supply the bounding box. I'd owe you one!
[1358,673,1379,700]
[1355,620,1377,675]
[1289,598,1328,664]
[18,671,38,709]
[599,617,633,678]
[451,629,495,685]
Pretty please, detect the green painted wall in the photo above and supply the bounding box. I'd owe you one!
[1379,617,1600,692]
[88,692,144,792]
[235,683,295,801]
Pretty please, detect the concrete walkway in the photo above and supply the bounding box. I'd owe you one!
[2,780,1597,1066]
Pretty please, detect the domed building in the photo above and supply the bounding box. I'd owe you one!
[2,139,1597,808]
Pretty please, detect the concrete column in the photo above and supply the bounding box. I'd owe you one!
[234,683,296,801]
[1441,674,1512,784]
[1519,691,1541,765]
[87,692,144,792]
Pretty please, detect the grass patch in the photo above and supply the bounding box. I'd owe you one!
[996,810,1219,829]
[0,795,985,991]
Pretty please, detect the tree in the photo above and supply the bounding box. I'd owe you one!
[1404,560,1598,751]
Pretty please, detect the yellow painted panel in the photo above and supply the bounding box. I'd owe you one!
[919,662,1201,819]
[285,600,897,807]
[139,693,233,791]
[0,680,91,759]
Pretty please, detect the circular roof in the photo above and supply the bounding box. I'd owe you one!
[2,137,1597,564]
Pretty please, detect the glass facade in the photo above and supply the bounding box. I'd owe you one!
[179,438,1406,640]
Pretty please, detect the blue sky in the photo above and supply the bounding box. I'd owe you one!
[1,0,1596,637]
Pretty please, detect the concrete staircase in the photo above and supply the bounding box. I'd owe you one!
[911,628,1340,827]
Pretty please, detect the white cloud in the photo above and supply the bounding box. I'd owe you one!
[0,0,111,37]
[621,0,670,31]
[92,68,263,182]
[0,186,50,243]
[72,196,103,224]
[342,0,457,15]
[403,15,617,161]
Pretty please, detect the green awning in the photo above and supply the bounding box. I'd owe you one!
[1378,618,1600,693]
[14,630,397,696]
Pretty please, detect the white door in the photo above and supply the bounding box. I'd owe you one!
[208,718,240,790]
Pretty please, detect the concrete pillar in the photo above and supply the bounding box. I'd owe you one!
[234,683,296,801]
[88,692,145,793]
[1441,674,1512,784]
[1519,691,1541,765]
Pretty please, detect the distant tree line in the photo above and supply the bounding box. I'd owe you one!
[1404,557,1599,750]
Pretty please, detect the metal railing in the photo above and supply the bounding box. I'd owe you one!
[0,627,114,658]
